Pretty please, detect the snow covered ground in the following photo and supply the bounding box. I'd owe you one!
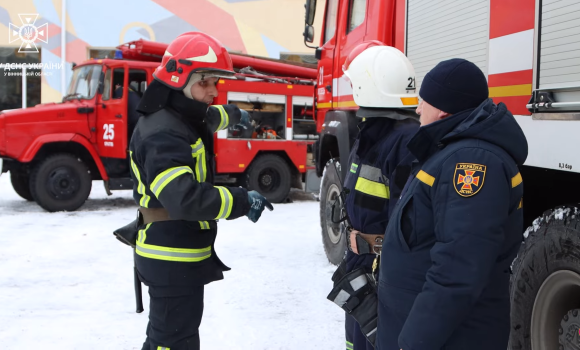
[0,175,343,349]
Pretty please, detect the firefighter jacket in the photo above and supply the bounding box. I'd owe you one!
[342,109,419,350]
[343,109,419,273]
[376,99,528,350]
[129,87,250,288]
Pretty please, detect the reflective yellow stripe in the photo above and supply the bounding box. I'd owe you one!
[157,346,170,350]
[214,105,229,131]
[191,139,207,182]
[199,221,209,229]
[355,177,390,199]
[518,198,523,209]
[512,172,522,188]
[417,170,435,187]
[136,234,212,263]
[137,223,151,244]
[130,151,151,207]
[150,166,193,197]
[214,186,234,219]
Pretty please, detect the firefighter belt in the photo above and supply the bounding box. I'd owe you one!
[327,266,378,346]
[348,229,384,255]
[113,207,174,247]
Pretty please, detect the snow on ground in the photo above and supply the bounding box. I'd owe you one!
[0,175,343,349]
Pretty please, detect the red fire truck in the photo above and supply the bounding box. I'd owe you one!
[0,39,319,212]
[303,0,580,348]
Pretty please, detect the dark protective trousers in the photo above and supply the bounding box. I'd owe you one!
[346,312,374,350]
[142,286,204,350]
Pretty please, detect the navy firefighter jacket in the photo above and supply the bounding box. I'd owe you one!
[376,99,528,350]
[343,109,419,273]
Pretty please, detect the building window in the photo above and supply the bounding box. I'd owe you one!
[0,47,41,111]
[88,48,117,59]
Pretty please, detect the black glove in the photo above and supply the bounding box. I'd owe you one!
[246,190,274,223]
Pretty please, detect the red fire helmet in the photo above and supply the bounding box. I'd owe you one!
[153,32,235,90]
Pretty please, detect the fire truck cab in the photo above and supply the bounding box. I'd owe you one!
[0,39,318,212]
[303,0,580,349]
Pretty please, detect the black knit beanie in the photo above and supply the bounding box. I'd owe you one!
[419,58,488,114]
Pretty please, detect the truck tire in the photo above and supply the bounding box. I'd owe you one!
[10,170,33,201]
[29,154,92,212]
[510,206,580,350]
[246,154,291,203]
[319,159,346,265]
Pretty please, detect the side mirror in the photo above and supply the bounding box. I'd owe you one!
[303,25,315,44]
[304,0,317,26]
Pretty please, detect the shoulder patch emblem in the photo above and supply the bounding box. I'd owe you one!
[454,163,486,197]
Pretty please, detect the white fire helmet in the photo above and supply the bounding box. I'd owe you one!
[343,44,419,109]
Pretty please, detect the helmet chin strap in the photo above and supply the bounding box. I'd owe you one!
[182,73,203,99]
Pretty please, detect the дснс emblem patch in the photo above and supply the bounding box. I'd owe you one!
[454,163,486,197]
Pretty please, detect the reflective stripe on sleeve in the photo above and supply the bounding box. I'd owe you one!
[214,186,233,219]
[214,105,229,131]
[355,177,390,199]
[130,151,151,207]
[157,346,170,350]
[359,164,383,182]
[150,166,193,198]
[191,139,207,182]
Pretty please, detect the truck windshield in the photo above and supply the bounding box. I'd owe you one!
[65,65,102,101]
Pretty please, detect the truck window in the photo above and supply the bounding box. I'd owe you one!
[324,0,339,43]
[67,65,102,100]
[102,69,112,101]
[112,69,125,99]
[347,0,366,33]
[129,69,147,97]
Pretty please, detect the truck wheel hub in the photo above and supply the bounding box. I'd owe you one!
[531,270,580,350]
[325,183,342,244]
[560,309,580,350]
[258,169,278,192]
[48,167,79,200]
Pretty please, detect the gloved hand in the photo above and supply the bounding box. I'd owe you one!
[246,190,274,223]
[240,109,251,126]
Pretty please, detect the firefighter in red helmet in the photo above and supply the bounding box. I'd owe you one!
[126,32,273,350]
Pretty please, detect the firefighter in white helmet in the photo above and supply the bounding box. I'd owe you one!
[327,42,420,349]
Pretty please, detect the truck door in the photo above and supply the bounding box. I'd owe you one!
[316,0,339,111]
[96,65,128,159]
[334,0,367,107]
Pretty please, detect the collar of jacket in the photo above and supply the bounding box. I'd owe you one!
[356,107,419,121]
[136,79,208,123]
[407,107,475,162]
[166,89,208,124]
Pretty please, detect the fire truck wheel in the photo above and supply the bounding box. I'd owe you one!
[509,206,580,350]
[246,154,291,204]
[319,159,346,265]
[29,153,92,212]
[10,170,34,201]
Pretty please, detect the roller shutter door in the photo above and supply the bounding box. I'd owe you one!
[406,0,489,89]
[539,0,580,90]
